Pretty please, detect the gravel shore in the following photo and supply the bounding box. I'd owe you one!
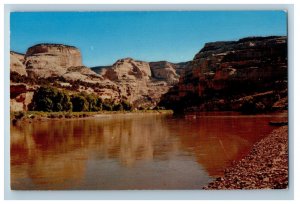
[204,125,288,189]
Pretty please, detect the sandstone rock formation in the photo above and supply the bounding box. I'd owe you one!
[101,58,152,81]
[98,58,172,108]
[10,83,35,111]
[25,44,82,78]
[172,61,189,76]
[11,36,287,113]
[90,58,188,108]
[159,36,288,113]
[12,43,103,82]
[92,60,188,85]
[62,66,103,83]
[10,51,27,76]
[90,65,111,75]
[149,61,179,84]
[10,44,185,111]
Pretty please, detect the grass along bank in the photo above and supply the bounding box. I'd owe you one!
[11,110,174,124]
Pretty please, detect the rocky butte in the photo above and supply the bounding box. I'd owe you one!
[159,36,287,113]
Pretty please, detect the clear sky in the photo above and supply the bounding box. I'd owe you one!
[10,11,287,67]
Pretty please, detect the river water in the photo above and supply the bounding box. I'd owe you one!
[10,112,287,190]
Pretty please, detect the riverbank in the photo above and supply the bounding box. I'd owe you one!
[203,125,288,189]
[11,110,174,124]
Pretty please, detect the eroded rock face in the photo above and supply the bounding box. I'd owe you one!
[93,60,188,85]
[25,44,82,78]
[101,58,152,81]
[159,36,288,112]
[149,61,179,84]
[10,52,27,76]
[62,66,103,83]
[10,44,181,110]
[10,83,35,112]
[99,58,173,108]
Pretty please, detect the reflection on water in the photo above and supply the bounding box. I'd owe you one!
[10,112,286,189]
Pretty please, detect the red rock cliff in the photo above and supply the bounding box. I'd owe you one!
[159,36,288,113]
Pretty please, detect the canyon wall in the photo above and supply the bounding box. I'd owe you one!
[159,36,288,113]
[10,36,288,113]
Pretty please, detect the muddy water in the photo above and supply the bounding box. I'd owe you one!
[10,112,287,190]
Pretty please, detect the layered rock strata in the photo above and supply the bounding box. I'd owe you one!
[159,36,288,113]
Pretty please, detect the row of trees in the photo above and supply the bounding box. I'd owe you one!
[30,86,133,112]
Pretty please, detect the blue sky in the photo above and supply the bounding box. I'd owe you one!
[10,11,287,67]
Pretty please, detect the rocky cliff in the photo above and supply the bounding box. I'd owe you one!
[11,36,287,113]
[101,58,152,81]
[159,36,288,113]
[10,44,186,111]
[149,61,180,84]
[25,44,83,78]
[92,59,187,85]
[10,51,27,76]
[97,58,173,108]
[10,83,35,112]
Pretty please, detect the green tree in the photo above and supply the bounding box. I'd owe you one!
[102,103,112,111]
[53,91,72,111]
[86,94,99,111]
[121,101,132,111]
[71,95,89,112]
[95,98,103,111]
[113,103,123,111]
[30,86,72,112]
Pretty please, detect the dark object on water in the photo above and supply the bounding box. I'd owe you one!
[269,121,288,126]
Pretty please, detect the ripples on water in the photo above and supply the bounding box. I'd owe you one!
[10,112,287,189]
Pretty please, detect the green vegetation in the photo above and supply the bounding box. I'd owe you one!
[30,86,72,112]
[29,86,133,113]
[71,95,89,112]
[12,86,172,124]
[11,109,173,124]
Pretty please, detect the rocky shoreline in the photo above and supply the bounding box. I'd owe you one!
[203,125,288,189]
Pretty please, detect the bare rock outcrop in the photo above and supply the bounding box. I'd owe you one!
[159,36,288,112]
[25,44,83,78]
[62,66,103,83]
[10,51,27,76]
[12,43,104,84]
[149,61,179,84]
[99,58,172,108]
[10,83,35,111]
[101,58,152,81]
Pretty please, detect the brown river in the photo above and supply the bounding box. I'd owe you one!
[10,112,287,190]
